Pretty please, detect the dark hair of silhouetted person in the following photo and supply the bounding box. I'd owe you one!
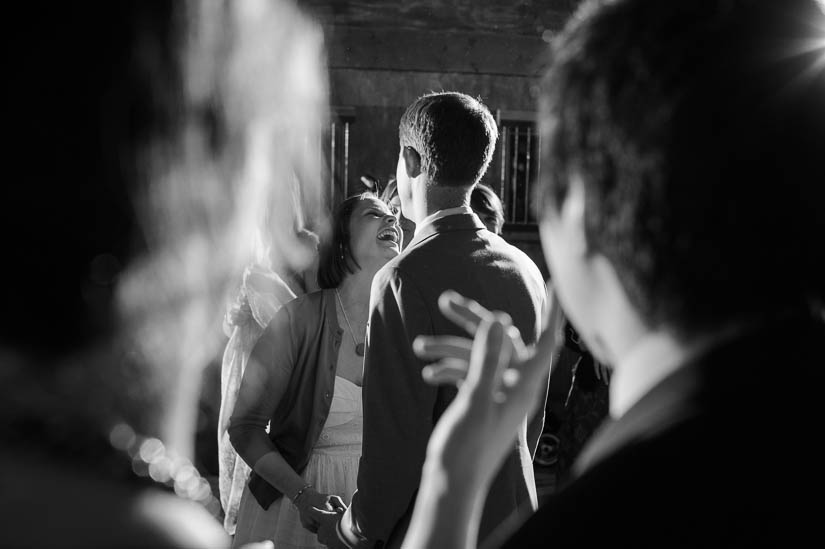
[537,0,825,336]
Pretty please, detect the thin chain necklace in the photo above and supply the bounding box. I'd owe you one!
[335,288,365,356]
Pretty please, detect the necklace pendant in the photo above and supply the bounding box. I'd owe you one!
[355,342,365,356]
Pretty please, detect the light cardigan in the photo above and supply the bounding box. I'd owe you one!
[228,288,343,509]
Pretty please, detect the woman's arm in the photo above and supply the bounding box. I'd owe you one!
[228,304,344,527]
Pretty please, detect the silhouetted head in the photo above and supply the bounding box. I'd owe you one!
[537,0,825,339]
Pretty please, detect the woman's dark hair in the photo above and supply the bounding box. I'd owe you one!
[470,183,504,234]
[317,193,376,289]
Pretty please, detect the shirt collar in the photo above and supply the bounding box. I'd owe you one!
[608,331,693,419]
[572,333,706,476]
[609,323,744,419]
[574,323,746,476]
[413,206,474,237]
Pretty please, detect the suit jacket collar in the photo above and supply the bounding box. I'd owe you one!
[573,307,825,477]
[405,212,486,251]
[573,360,703,477]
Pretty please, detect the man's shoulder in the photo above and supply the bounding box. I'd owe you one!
[480,234,546,293]
[381,233,544,288]
[371,255,410,293]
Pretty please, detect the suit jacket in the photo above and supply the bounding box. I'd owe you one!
[342,212,547,548]
[498,308,825,548]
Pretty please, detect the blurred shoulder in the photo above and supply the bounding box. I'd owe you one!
[131,490,230,548]
[1,453,230,549]
[282,288,328,314]
[244,264,295,298]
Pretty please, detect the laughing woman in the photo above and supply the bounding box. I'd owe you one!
[228,193,401,548]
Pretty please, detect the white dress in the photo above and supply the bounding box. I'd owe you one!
[232,376,362,549]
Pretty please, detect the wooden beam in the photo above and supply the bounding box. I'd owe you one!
[329,68,539,110]
[325,26,549,77]
[303,0,574,35]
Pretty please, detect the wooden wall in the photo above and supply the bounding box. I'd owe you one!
[301,0,580,274]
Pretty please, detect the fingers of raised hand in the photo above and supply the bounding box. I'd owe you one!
[421,358,470,386]
[467,315,515,399]
[491,325,560,415]
[238,542,274,549]
[413,335,473,362]
[438,290,500,336]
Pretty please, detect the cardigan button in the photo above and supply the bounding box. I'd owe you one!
[324,392,331,399]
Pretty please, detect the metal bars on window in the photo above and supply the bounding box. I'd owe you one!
[491,112,541,225]
[327,107,355,206]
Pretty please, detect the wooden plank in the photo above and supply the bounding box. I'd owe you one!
[325,26,549,76]
[329,68,539,110]
[302,0,575,35]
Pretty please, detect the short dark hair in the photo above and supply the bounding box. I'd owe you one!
[470,183,505,234]
[317,193,376,289]
[399,92,498,187]
[539,0,825,335]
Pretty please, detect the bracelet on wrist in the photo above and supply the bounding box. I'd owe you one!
[291,483,313,505]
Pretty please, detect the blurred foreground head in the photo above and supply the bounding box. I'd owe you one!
[2,0,328,458]
[538,0,825,340]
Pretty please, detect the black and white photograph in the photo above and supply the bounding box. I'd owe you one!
[3,1,825,547]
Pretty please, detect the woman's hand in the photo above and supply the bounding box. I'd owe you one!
[226,294,253,327]
[294,488,347,533]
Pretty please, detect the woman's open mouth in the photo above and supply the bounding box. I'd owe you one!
[377,226,400,245]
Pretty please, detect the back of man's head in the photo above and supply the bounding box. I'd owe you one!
[540,0,825,336]
[399,92,498,187]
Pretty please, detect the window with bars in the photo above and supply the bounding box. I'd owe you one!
[486,111,541,226]
[326,107,355,206]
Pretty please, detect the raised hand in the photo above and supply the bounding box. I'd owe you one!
[403,286,563,548]
[413,287,563,482]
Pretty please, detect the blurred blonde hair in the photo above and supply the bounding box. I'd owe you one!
[117,0,329,456]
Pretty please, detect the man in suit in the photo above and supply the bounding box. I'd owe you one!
[400,1,825,547]
[317,92,547,548]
